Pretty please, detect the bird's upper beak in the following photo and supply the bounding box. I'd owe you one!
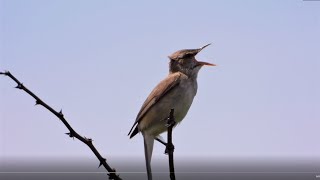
[198,43,211,52]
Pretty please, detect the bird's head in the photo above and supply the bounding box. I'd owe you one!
[168,43,215,77]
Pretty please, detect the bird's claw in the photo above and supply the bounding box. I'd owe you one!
[165,144,175,155]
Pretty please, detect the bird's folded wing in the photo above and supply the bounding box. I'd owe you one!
[128,72,184,136]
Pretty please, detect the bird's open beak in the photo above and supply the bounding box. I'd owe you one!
[197,61,216,66]
[195,43,216,66]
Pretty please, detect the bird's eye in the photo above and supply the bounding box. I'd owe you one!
[183,53,193,59]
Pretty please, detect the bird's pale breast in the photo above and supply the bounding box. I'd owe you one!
[139,78,198,137]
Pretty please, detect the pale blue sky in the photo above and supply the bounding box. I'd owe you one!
[1,0,320,162]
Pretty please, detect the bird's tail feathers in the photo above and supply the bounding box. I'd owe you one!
[143,132,154,180]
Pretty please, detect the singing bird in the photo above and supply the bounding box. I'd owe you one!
[128,44,215,180]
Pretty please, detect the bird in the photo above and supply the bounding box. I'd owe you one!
[128,44,215,180]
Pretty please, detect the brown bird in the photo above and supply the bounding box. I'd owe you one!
[128,44,215,180]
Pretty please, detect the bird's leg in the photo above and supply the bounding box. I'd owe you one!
[155,136,167,146]
[156,137,174,154]
[165,109,176,155]
[166,109,176,180]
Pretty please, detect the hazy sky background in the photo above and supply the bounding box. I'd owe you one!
[1,0,320,163]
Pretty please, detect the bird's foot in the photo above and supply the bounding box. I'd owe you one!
[165,143,175,155]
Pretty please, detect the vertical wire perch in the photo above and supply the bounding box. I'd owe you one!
[166,109,176,180]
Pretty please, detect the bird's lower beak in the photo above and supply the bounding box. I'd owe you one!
[197,61,216,66]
